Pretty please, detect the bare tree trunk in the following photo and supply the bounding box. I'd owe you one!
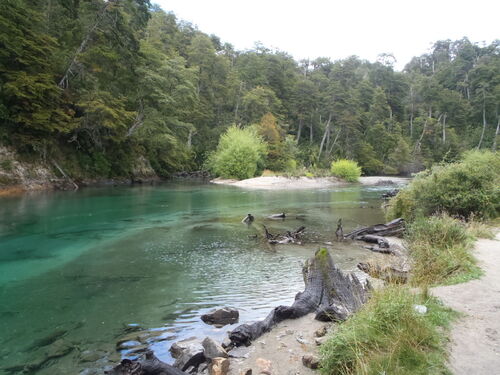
[297,118,303,142]
[187,130,196,148]
[234,81,244,122]
[414,118,428,154]
[127,100,144,137]
[409,86,414,138]
[309,113,314,144]
[492,117,499,151]
[465,73,470,101]
[477,89,487,149]
[52,160,78,190]
[442,113,447,144]
[59,2,113,88]
[318,113,332,160]
[327,128,341,156]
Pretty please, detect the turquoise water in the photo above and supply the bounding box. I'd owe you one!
[0,182,392,374]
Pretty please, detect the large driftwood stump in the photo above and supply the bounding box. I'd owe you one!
[106,350,188,375]
[229,248,370,346]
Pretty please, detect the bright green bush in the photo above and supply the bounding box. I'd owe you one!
[207,126,266,180]
[388,150,500,220]
[330,159,362,182]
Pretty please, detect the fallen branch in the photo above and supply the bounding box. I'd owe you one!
[263,225,305,244]
[344,218,405,239]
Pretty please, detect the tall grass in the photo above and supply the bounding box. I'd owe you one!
[320,286,456,375]
[406,214,482,286]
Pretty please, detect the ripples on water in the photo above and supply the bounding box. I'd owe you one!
[0,182,395,374]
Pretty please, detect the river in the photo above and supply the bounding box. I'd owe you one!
[0,182,395,374]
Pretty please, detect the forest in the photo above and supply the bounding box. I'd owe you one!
[1,0,499,180]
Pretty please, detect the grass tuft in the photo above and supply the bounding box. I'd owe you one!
[406,214,482,286]
[320,286,456,375]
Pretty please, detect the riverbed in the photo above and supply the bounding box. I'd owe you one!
[0,182,399,374]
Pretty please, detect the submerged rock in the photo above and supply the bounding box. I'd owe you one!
[201,308,239,326]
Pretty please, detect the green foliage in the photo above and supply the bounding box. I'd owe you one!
[388,150,500,220]
[320,286,456,375]
[0,0,498,181]
[406,214,481,286]
[331,159,362,182]
[207,126,266,180]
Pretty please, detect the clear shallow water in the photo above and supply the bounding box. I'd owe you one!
[0,182,393,374]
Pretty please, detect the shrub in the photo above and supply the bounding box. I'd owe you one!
[406,214,480,285]
[330,159,362,182]
[207,126,266,180]
[388,150,500,220]
[320,286,455,375]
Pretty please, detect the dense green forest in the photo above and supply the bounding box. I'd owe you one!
[1,0,498,180]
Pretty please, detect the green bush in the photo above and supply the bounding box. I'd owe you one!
[207,126,266,180]
[388,150,500,220]
[406,214,480,285]
[320,286,455,375]
[330,159,362,182]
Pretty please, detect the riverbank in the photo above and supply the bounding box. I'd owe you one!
[211,176,409,190]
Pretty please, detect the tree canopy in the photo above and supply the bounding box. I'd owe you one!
[0,1,498,178]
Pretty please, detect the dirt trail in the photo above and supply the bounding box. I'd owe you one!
[432,233,500,375]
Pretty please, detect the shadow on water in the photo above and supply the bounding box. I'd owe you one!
[0,182,395,374]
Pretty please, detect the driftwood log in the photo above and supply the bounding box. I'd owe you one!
[106,350,187,375]
[344,218,405,239]
[229,248,370,346]
[264,225,305,244]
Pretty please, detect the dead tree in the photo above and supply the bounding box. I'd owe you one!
[229,248,370,346]
[335,218,343,241]
[344,218,405,239]
[263,226,305,244]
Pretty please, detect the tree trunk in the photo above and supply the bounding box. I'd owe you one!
[59,2,112,88]
[442,113,447,144]
[327,128,341,156]
[318,113,332,159]
[127,100,145,137]
[297,118,303,142]
[229,249,370,346]
[477,89,487,149]
[52,160,78,190]
[409,86,414,138]
[492,116,499,151]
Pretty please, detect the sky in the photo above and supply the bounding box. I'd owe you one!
[154,0,499,71]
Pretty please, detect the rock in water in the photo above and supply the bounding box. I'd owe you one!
[106,350,187,375]
[242,214,254,224]
[201,307,239,326]
[209,357,229,375]
[202,337,228,359]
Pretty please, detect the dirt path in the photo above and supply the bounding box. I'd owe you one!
[432,233,500,375]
